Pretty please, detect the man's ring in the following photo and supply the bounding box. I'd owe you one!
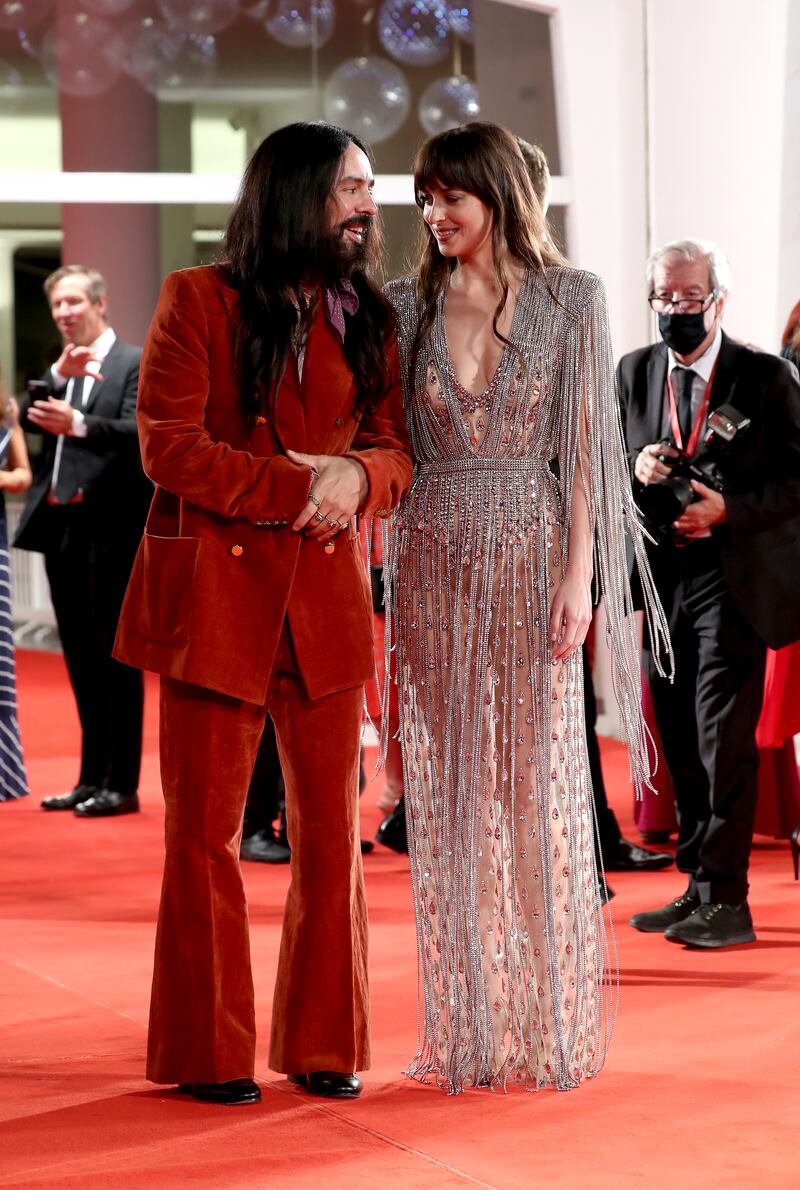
[313,511,325,523]
[309,492,321,507]
[326,517,340,530]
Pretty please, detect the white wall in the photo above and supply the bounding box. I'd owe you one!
[543,0,797,355]
[646,0,792,351]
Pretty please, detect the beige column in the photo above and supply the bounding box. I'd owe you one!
[59,67,160,346]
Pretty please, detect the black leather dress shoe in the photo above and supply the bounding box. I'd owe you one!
[41,784,98,811]
[73,789,140,817]
[629,889,700,933]
[604,838,674,872]
[597,880,616,905]
[375,798,408,854]
[664,902,756,948]
[288,1071,362,1098]
[240,828,291,864]
[177,1078,261,1105]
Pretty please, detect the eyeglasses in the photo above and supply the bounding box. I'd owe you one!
[648,291,717,315]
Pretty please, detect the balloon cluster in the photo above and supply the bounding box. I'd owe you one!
[327,1,478,143]
[5,0,478,138]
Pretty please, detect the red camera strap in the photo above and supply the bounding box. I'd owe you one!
[666,356,720,457]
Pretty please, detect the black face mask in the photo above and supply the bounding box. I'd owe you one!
[657,312,709,356]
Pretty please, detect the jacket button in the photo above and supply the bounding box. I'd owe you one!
[255,415,267,425]
[231,544,244,557]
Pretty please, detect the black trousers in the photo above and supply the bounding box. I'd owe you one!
[582,644,623,860]
[242,716,285,836]
[643,540,766,903]
[44,506,143,794]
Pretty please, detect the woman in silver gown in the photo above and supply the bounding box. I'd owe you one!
[382,124,669,1094]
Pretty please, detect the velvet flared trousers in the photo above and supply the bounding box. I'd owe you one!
[147,626,369,1084]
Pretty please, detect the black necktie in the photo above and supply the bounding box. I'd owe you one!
[677,368,695,448]
[70,375,85,409]
[52,376,85,503]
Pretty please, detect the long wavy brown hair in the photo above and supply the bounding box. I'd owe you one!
[410,122,567,378]
[221,121,394,422]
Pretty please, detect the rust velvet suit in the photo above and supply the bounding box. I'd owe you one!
[114,265,412,1083]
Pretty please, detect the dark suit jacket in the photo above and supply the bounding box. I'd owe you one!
[113,265,413,705]
[617,331,800,649]
[15,337,153,555]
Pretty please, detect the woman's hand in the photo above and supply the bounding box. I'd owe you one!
[549,568,592,662]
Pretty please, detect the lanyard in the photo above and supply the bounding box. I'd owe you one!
[666,356,719,457]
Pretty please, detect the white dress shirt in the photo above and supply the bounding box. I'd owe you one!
[660,326,723,442]
[49,326,117,497]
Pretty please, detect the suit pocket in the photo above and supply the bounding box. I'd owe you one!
[134,533,199,647]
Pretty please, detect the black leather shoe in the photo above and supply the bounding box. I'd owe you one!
[73,789,140,817]
[375,798,408,854]
[664,901,756,948]
[629,889,700,933]
[604,838,674,872]
[598,880,616,905]
[177,1078,261,1105]
[41,784,98,811]
[240,828,291,864]
[289,1071,362,1099]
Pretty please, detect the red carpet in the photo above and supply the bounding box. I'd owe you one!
[1,649,799,1189]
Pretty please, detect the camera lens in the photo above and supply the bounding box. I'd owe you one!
[637,477,694,528]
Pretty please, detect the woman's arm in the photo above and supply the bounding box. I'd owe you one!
[549,393,593,659]
[0,400,33,493]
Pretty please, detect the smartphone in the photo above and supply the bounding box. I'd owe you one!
[26,380,50,402]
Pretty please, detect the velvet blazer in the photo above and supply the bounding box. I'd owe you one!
[617,332,800,650]
[114,265,413,704]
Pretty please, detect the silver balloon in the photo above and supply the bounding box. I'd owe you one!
[324,56,409,144]
[157,0,239,36]
[418,74,479,135]
[40,12,125,97]
[446,1,472,43]
[128,20,217,93]
[0,0,53,31]
[265,0,334,49]
[378,0,450,68]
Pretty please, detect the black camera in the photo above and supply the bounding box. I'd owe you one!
[636,403,750,537]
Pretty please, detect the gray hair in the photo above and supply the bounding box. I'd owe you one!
[646,238,732,296]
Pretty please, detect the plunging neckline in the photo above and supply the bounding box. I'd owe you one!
[440,269,527,401]
[438,270,528,452]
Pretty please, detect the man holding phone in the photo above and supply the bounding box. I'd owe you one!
[16,265,152,816]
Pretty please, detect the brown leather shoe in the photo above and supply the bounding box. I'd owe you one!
[289,1071,362,1098]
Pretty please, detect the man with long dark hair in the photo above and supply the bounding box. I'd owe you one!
[115,122,413,1104]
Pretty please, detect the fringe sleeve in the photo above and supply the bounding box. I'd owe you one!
[558,273,673,796]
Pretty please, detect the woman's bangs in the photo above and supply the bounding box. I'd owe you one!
[413,138,483,203]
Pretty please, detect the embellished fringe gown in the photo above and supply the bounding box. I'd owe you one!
[383,268,668,1094]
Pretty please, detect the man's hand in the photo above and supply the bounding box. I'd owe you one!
[634,441,679,485]
[27,397,75,436]
[673,480,727,537]
[53,343,104,380]
[287,449,368,540]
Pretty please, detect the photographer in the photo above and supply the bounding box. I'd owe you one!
[618,238,800,948]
